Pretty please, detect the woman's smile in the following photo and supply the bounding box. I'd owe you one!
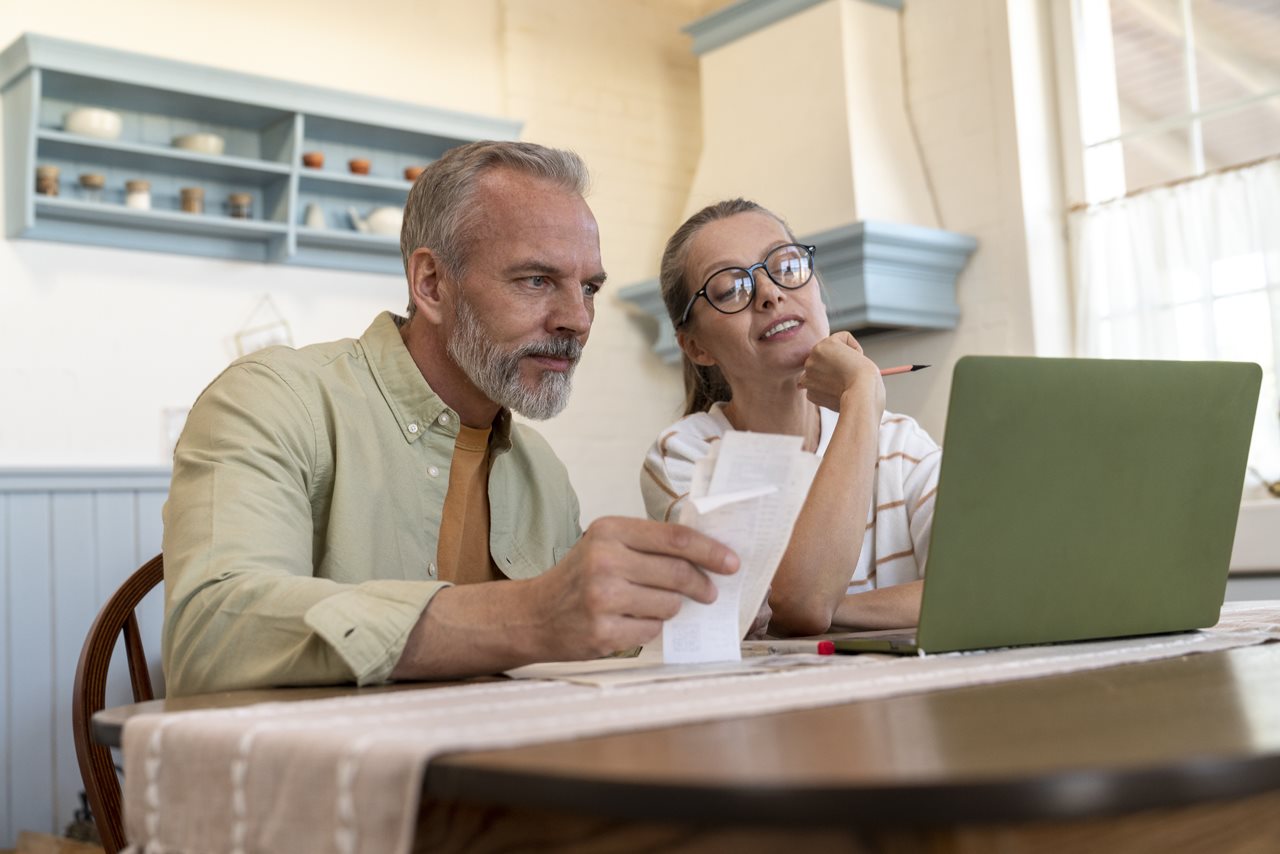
[758,315,805,342]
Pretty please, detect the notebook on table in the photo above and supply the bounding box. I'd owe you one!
[833,356,1261,656]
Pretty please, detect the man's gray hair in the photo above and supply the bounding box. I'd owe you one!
[400,140,590,312]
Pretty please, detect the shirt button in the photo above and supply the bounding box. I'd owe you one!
[428,466,440,477]
[407,423,419,434]
[427,563,437,578]
[438,413,451,425]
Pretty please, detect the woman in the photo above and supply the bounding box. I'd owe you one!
[640,199,941,636]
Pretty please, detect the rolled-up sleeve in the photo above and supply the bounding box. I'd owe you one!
[162,362,446,696]
[641,427,719,523]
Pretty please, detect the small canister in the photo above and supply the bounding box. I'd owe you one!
[227,192,252,219]
[179,186,205,214]
[36,165,60,196]
[124,180,151,210]
[78,173,106,202]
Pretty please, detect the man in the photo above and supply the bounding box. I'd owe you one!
[162,141,738,696]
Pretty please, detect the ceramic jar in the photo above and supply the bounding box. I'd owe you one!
[78,173,105,202]
[227,192,253,219]
[36,165,60,196]
[303,202,325,229]
[180,187,205,214]
[125,180,151,210]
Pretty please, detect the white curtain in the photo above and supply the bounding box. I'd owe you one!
[1069,157,1280,489]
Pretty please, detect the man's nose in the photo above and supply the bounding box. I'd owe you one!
[548,284,593,335]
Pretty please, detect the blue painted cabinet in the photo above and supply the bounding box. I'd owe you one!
[0,34,520,275]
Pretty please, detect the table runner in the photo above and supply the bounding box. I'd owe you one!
[123,602,1280,854]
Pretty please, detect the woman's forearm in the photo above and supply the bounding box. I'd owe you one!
[768,403,880,635]
[830,580,923,630]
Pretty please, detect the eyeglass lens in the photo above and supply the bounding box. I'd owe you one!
[705,244,812,314]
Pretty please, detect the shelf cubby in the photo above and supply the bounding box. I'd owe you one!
[1,33,521,275]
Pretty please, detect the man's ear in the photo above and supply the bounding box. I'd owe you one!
[407,247,449,324]
[677,330,717,368]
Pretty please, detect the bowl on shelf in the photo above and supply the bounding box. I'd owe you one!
[302,151,325,168]
[172,133,226,156]
[348,158,371,175]
[404,165,425,182]
[64,107,123,140]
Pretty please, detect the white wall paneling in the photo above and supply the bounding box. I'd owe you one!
[0,467,168,848]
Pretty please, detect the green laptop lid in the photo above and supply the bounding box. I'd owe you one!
[915,357,1261,654]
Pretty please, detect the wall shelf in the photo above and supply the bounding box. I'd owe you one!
[1,33,521,275]
[34,196,290,262]
[36,197,289,236]
[37,130,293,174]
[296,228,398,251]
[299,171,413,193]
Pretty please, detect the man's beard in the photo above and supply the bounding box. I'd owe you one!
[446,291,582,420]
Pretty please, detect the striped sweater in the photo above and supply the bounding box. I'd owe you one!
[640,404,942,592]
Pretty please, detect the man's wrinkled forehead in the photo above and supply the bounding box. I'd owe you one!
[466,170,603,267]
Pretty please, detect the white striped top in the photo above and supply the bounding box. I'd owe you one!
[640,403,942,592]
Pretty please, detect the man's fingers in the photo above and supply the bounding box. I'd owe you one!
[622,552,719,604]
[618,585,690,621]
[606,615,665,651]
[588,517,738,576]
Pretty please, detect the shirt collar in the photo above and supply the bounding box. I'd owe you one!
[359,312,513,449]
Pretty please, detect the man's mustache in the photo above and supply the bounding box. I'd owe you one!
[513,337,583,363]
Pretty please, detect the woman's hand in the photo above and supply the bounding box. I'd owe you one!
[798,332,885,417]
[745,588,773,639]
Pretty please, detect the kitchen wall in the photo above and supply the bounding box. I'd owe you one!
[857,0,1072,434]
[0,0,1073,523]
[0,0,726,523]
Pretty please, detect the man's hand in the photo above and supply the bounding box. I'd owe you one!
[392,518,738,681]
[527,517,740,660]
[798,332,885,417]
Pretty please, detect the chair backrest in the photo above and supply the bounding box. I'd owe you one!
[72,553,164,854]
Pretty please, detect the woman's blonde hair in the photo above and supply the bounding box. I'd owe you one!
[658,198,800,415]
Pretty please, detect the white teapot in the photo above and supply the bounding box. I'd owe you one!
[348,206,403,236]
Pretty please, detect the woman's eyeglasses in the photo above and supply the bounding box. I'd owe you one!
[678,243,816,327]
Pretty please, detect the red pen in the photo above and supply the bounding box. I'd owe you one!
[742,640,836,656]
[880,364,930,377]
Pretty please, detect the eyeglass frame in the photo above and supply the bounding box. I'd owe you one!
[677,243,817,327]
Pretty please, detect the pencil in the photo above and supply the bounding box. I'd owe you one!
[880,364,930,377]
[741,640,836,656]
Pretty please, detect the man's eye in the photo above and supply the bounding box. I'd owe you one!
[525,275,548,288]
[582,282,600,298]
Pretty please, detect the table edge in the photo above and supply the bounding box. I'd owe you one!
[423,752,1280,826]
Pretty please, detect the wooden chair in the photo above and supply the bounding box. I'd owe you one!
[72,553,164,854]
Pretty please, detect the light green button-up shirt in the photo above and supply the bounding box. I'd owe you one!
[162,312,582,696]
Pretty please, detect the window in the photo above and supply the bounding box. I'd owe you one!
[1060,0,1280,490]
[1072,0,1280,203]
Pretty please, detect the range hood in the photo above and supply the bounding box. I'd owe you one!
[620,0,976,361]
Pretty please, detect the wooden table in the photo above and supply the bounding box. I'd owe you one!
[97,645,1280,853]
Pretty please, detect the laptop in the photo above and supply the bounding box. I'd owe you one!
[833,356,1261,656]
